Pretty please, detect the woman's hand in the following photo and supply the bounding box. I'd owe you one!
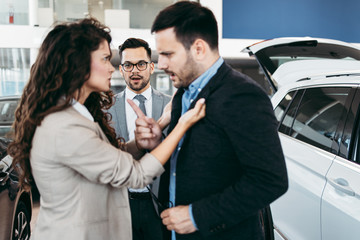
[149,98,205,165]
[178,98,206,129]
[127,99,162,150]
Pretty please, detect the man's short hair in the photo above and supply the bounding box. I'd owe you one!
[151,1,218,51]
[118,38,152,63]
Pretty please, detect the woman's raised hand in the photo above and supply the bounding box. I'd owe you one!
[127,99,162,150]
[178,98,206,129]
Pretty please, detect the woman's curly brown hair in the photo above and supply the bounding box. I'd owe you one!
[7,18,120,191]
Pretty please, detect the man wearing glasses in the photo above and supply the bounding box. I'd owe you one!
[108,38,171,240]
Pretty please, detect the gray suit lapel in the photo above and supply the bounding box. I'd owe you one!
[114,91,129,142]
[152,89,164,121]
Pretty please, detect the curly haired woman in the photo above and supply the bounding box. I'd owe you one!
[8,18,205,240]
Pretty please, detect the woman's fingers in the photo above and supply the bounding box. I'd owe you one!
[193,98,205,116]
[179,98,206,126]
[127,99,146,118]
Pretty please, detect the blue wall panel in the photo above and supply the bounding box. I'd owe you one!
[223,0,360,43]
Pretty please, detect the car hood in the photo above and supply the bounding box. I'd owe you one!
[242,37,360,92]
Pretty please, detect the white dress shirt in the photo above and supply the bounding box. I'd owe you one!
[71,99,94,122]
[125,87,152,192]
[125,87,152,140]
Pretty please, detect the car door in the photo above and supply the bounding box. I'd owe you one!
[271,86,353,240]
[321,157,360,240]
[321,87,360,240]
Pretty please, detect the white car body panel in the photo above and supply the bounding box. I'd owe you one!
[242,37,360,55]
[243,36,360,92]
[272,60,360,88]
[0,155,12,172]
[274,230,285,240]
[270,82,360,240]
[246,37,360,240]
[321,157,360,240]
[271,133,335,240]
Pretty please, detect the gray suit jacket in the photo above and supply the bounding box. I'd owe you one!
[109,88,171,141]
[30,107,164,240]
[108,88,171,214]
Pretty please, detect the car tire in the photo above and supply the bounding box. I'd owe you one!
[12,201,31,240]
[260,206,274,240]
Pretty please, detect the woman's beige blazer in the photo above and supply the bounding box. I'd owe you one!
[30,107,164,240]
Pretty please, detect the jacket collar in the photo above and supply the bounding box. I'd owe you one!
[168,62,232,132]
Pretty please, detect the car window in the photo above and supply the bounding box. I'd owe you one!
[288,87,351,152]
[0,100,18,123]
[351,123,360,163]
[0,99,19,137]
[348,90,360,163]
[278,90,304,135]
[274,91,297,122]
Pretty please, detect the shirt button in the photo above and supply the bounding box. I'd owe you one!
[198,88,201,92]
[177,147,181,151]
[173,173,176,176]
[190,99,194,103]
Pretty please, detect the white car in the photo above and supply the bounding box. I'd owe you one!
[244,37,360,240]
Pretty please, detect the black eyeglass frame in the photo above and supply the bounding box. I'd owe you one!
[120,61,151,72]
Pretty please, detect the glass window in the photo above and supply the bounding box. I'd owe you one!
[0,48,30,96]
[0,0,29,25]
[113,0,173,29]
[290,87,350,152]
[349,91,360,162]
[0,100,18,124]
[54,0,88,22]
[53,0,174,28]
[352,119,360,163]
[278,90,304,135]
[274,91,296,122]
[39,0,50,8]
[0,98,19,138]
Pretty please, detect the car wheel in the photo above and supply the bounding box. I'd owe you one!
[260,206,274,240]
[12,201,31,240]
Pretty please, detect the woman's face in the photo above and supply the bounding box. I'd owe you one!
[81,40,115,101]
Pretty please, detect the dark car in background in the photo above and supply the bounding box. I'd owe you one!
[0,96,32,240]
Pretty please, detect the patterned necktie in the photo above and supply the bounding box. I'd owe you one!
[133,95,147,116]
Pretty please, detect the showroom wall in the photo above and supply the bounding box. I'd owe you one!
[223,0,360,43]
[1,0,359,96]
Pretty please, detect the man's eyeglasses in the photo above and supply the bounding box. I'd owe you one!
[120,61,151,72]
